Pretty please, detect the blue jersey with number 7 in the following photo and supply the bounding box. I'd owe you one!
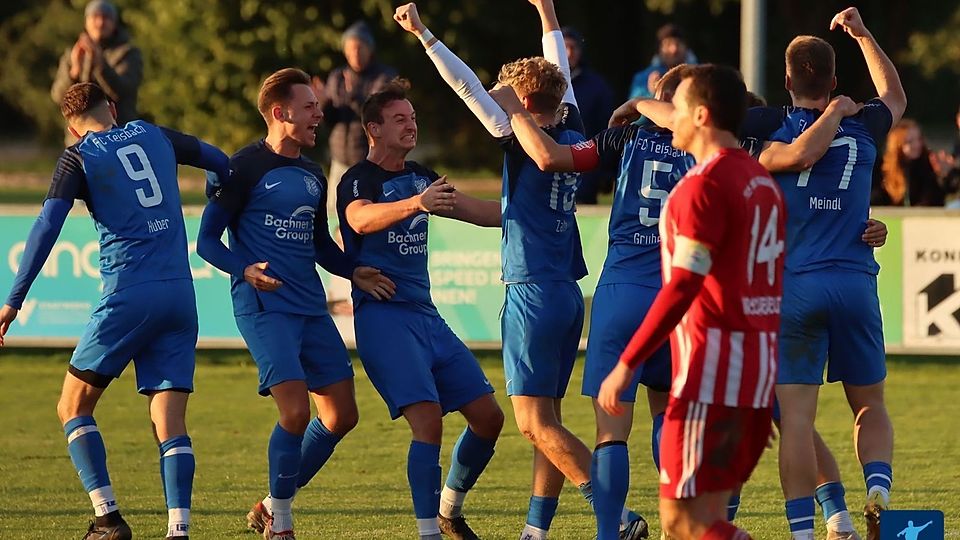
[763,99,892,275]
[47,120,196,296]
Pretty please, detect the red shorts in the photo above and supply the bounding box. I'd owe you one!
[659,398,773,500]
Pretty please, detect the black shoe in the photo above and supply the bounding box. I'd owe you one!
[620,514,649,540]
[439,514,481,540]
[82,516,132,540]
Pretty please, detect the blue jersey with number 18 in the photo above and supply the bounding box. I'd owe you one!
[747,99,892,275]
[47,120,194,296]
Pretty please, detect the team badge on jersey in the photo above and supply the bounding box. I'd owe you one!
[303,175,321,197]
[414,177,429,193]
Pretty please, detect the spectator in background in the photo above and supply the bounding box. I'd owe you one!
[953,104,960,160]
[628,23,697,99]
[315,21,397,215]
[562,26,614,203]
[51,0,142,145]
[874,119,946,206]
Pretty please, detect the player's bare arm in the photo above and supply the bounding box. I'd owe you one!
[760,95,861,172]
[345,177,455,235]
[831,7,907,124]
[489,84,580,172]
[528,0,560,35]
[436,189,501,227]
[610,97,675,130]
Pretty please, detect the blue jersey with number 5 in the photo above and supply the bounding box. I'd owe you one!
[592,125,694,287]
[498,104,589,283]
[762,100,892,274]
[47,120,199,296]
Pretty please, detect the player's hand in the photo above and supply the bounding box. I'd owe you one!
[647,70,662,95]
[417,176,456,213]
[830,7,870,39]
[394,3,427,35]
[609,99,642,127]
[243,261,282,292]
[488,83,525,115]
[598,362,634,416]
[826,95,862,117]
[352,266,397,300]
[310,75,326,100]
[862,218,887,248]
[0,304,18,347]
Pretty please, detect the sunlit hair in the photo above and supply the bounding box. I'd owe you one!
[785,36,835,100]
[655,64,691,102]
[257,67,311,120]
[881,118,921,205]
[361,78,412,130]
[61,82,108,120]
[497,56,567,115]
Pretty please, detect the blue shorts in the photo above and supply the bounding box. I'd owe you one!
[502,281,584,397]
[354,302,495,420]
[583,283,671,401]
[70,279,198,394]
[778,269,885,386]
[236,312,352,396]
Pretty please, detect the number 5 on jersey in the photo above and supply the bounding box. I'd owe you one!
[117,144,163,207]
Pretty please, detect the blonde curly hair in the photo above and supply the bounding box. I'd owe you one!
[497,56,567,114]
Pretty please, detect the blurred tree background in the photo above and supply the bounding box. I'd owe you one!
[0,0,957,174]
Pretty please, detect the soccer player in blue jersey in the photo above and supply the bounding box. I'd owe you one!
[490,66,692,540]
[196,68,395,540]
[0,82,230,540]
[338,79,505,540]
[394,2,646,538]
[745,9,906,540]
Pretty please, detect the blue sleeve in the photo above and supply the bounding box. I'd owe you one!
[739,106,786,140]
[857,99,894,143]
[592,125,635,169]
[196,201,249,277]
[159,127,231,198]
[313,203,355,279]
[560,103,585,135]
[5,198,72,309]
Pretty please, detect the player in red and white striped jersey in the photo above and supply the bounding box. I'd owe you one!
[598,64,785,540]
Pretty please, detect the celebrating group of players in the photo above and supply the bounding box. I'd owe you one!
[0,1,906,539]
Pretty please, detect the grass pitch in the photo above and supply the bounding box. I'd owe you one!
[0,351,956,539]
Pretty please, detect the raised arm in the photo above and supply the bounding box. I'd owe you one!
[830,7,906,124]
[610,97,675,130]
[759,95,861,172]
[394,3,512,138]
[489,84,574,170]
[437,191,501,227]
[533,0,577,107]
[344,176,455,235]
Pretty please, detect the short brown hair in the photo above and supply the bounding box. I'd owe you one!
[681,64,748,134]
[361,78,412,130]
[257,68,311,119]
[497,57,567,115]
[60,82,108,120]
[785,36,835,100]
[655,64,691,102]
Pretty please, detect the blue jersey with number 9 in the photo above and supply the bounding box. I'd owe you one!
[595,125,694,287]
[764,99,892,275]
[48,120,194,296]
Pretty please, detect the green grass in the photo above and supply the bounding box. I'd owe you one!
[0,352,957,539]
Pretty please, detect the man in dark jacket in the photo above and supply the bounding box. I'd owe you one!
[563,26,614,203]
[317,21,397,215]
[51,0,143,145]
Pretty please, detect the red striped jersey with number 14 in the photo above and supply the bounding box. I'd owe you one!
[660,148,785,409]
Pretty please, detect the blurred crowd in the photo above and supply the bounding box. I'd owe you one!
[50,1,960,209]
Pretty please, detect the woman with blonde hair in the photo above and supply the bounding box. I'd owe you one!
[874,119,946,206]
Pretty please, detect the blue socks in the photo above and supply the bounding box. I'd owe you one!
[445,428,496,492]
[785,496,816,538]
[159,435,194,537]
[592,441,629,540]
[296,418,342,489]
[526,495,559,530]
[268,423,303,501]
[727,492,741,522]
[815,482,847,522]
[651,412,664,472]
[407,441,442,521]
[64,416,118,517]
[863,461,892,504]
